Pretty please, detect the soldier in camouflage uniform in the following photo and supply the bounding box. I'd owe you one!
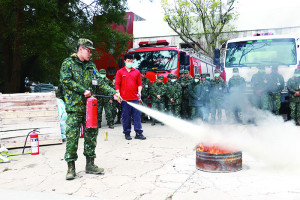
[181,69,193,119]
[188,74,202,120]
[228,67,246,123]
[178,69,185,82]
[112,76,122,124]
[287,69,300,125]
[251,66,270,110]
[205,73,211,82]
[200,73,211,121]
[96,69,115,129]
[166,74,182,117]
[210,69,225,123]
[150,75,166,125]
[267,66,284,115]
[165,73,173,111]
[60,38,120,180]
[141,70,151,122]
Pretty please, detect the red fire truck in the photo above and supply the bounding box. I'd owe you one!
[122,40,216,82]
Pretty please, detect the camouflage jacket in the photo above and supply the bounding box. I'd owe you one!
[60,55,116,113]
[210,77,225,97]
[141,77,151,98]
[267,73,284,94]
[96,77,114,103]
[188,81,202,106]
[251,72,269,93]
[200,81,211,101]
[150,81,166,103]
[228,76,246,93]
[181,77,193,100]
[166,82,182,105]
[287,77,300,102]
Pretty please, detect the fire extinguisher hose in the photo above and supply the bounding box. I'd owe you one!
[22,129,39,154]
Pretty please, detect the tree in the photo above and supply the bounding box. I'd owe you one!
[161,0,238,57]
[0,0,131,93]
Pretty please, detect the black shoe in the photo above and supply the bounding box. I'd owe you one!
[98,123,101,128]
[151,122,155,126]
[125,134,132,140]
[135,133,146,140]
[115,120,121,124]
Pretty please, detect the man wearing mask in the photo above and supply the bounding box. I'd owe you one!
[287,69,300,125]
[267,66,284,115]
[188,74,202,120]
[210,69,225,123]
[166,74,182,117]
[251,66,270,110]
[115,54,146,140]
[150,75,166,125]
[97,69,115,129]
[140,70,151,123]
[200,73,211,121]
[181,70,193,119]
[228,67,246,123]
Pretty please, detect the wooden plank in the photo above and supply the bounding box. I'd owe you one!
[0,115,59,125]
[0,132,63,144]
[1,99,56,108]
[0,122,60,132]
[0,127,61,139]
[0,110,59,119]
[2,139,63,149]
[0,104,58,112]
[0,92,56,101]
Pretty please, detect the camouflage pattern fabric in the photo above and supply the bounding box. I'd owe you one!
[200,80,211,121]
[251,71,270,110]
[166,81,182,117]
[228,75,246,123]
[267,72,284,114]
[141,77,151,104]
[64,113,98,162]
[287,76,300,124]
[60,54,116,162]
[150,80,166,103]
[210,77,225,122]
[181,77,193,119]
[188,80,202,120]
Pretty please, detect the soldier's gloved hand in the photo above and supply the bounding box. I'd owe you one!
[113,93,122,103]
[84,90,91,97]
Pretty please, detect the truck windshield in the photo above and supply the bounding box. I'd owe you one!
[131,50,178,71]
[225,38,297,67]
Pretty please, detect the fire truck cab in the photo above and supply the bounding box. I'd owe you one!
[120,40,215,83]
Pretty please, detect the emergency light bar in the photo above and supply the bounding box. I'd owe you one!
[138,40,169,47]
[253,32,274,36]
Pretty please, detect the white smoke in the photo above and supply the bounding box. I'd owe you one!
[127,102,300,172]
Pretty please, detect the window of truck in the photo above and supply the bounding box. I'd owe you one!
[225,38,297,67]
[131,50,178,71]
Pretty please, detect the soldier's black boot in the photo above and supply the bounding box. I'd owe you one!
[108,121,114,129]
[151,119,155,126]
[115,118,121,124]
[66,161,76,180]
[98,122,102,128]
[86,157,104,174]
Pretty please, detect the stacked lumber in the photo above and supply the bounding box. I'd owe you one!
[0,92,62,149]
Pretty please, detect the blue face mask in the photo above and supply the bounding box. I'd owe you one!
[171,79,176,82]
[215,73,220,77]
[126,63,133,68]
[233,73,239,76]
[100,74,106,78]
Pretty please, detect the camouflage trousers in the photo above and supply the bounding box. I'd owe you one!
[210,97,223,122]
[181,99,191,119]
[168,104,181,118]
[152,102,165,122]
[190,106,202,120]
[98,101,114,125]
[290,102,300,125]
[141,97,149,120]
[252,94,270,110]
[200,104,209,122]
[65,112,98,162]
[268,94,281,115]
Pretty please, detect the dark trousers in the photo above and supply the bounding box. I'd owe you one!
[122,100,143,135]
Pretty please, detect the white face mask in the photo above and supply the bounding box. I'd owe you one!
[100,74,106,78]
[195,79,200,83]
[126,63,133,68]
[171,79,176,82]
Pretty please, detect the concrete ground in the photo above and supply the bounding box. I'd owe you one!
[1,121,300,200]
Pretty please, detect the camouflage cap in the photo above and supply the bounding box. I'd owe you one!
[194,74,201,78]
[141,69,147,74]
[184,69,189,74]
[201,73,206,78]
[158,75,164,80]
[179,69,184,74]
[205,73,210,76]
[214,69,221,73]
[167,74,172,78]
[99,69,106,74]
[233,67,239,72]
[295,68,300,74]
[78,38,95,50]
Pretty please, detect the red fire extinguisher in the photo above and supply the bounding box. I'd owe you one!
[86,97,98,128]
[30,130,39,155]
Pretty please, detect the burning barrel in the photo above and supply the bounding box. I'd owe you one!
[196,144,242,172]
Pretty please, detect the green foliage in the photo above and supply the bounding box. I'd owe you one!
[0,0,130,92]
[162,0,238,58]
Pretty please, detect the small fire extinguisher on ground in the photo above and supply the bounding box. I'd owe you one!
[23,129,40,155]
[86,97,98,128]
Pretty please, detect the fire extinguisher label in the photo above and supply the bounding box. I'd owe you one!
[31,138,39,153]
[92,79,98,85]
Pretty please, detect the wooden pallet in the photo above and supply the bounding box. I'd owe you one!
[0,92,62,149]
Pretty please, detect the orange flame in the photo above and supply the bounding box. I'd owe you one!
[197,144,231,153]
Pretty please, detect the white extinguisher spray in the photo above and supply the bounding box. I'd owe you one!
[30,130,39,155]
